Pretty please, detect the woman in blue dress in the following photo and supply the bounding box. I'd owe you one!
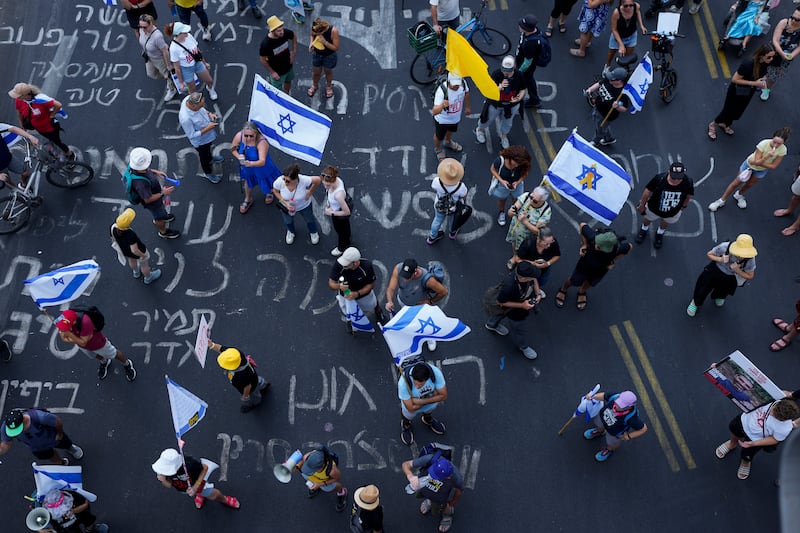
[723,0,769,54]
[229,121,281,214]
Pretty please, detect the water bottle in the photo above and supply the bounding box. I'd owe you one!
[339,276,351,297]
[405,475,431,494]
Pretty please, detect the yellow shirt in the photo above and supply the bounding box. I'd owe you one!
[175,0,198,8]
[748,139,787,171]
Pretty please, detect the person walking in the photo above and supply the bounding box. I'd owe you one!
[124,147,180,239]
[152,448,240,509]
[516,15,547,108]
[545,0,579,37]
[138,14,178,102]
[686,234,756,317]
[768,299,800,352]
[474,55,527,149]
[488,145,532,226]
[40,488,109,533]
[259,16,297,94]
[761,8,800,101]
[230,121,281,213]
[398,359,449,445]
[179,92,223,184]
[505,186,552,261]
[428,158,468,243]
[328,247,386,331]
[167,0,213,41]
[582,390,648,462]
[484,261,542,360]
[633,161,694,249]
[111,208,162,285]
[208,340,271,413]
[273,163,321,245]
[432,73,471,162]
[122,0,158,38]
[774,165,800,236]
[166,22,218,99]
[299,447,348,512]
[715,398,798,480]
[605,0,646,68]
[0,408,84,465]
[308,18,340,99]
[708,127,789,211]
[55,309,137,382]
[8,83,74,159]
[583,67,630,146]
[707,45,774,140]
[351,484,384,533]
[570,0,615,57]
[320,165,352,256]
[511,227,561,296]
[401,453,463,533]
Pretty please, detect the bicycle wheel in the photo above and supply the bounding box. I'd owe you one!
[410,54,442,85]
[660,69,678,103]
[0,194,32,234]
[46,161,95,189]
[470,27,511,57]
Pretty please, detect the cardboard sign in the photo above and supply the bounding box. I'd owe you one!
[194,314,209,368]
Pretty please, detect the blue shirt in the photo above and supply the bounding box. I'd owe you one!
[398,365,446,414]
[178,97,217,148]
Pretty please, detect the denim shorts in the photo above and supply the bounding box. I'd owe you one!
[608,32,637,50]
[180,60,207,85]
[740,158,768,180]
[312,52,338,70]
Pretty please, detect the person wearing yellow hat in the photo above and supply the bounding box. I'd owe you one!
[209,339,270,413]
[259,16,297,94]
[687,234,757,317]
[111,208,162,285]
[308,18,340,99]
[351,484,384,532]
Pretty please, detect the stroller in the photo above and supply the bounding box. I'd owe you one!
[718,0,777,55]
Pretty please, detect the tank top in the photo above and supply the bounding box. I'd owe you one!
[778,23,800,53]
[396,263,429,305]
[326,177,345,212]
[315,26,335,56]
[616,6,637,39]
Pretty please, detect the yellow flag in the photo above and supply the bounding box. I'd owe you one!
[445,31,500,101]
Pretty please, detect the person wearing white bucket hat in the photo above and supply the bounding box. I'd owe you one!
[123,147,181,239]
[152,448,241,510]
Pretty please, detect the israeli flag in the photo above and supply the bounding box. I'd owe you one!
[32,463,97,503]
[23,259,100,309]
[621,52,653,114]
[382,305,471,366]
[545,131,632,225]
[336,295,375,333]
[33,93,69,120]
[166,375,208,439]
[573,384,604,422]
[248,74,331,166]
[103,0,119,5]
[1,124,22,147]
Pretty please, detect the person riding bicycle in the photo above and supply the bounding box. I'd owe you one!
[0,121,39,189]
[583,67,630,146]
[430,0,461,35]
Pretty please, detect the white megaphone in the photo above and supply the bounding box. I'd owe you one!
[273,449,303,484]
[26,508,51,531]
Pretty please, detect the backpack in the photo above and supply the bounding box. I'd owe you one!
[123,165,152,205]
[482,280,506,316]
[605,393,639,435]
[417,442,455,475]
[422,261,445,296]
[530,34,551,67]
[400,355,439,393]
[69,304,105,332]
[434,180,464,214]
[316,445,340,475]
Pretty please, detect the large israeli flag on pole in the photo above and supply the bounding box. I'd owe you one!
[621,52,653,114]
[166,375,208,439]
[248,74,331,166]
[545,131,632,225]
[23,260,100,309]
[382,305,471,366]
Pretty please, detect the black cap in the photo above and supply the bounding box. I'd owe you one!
[519,14,538,32]
[669,162,686,179]
[516,262,538,278]
[400,258,418,279]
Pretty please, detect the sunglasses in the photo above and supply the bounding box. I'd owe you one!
[320,173,333,179]
[243,134,255,138]
[791,16,800,21]
[622,3,634,6]
[283,178,294,183]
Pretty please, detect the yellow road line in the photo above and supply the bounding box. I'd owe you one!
[702,2,731,78]
[499,0,509,11]
[487,0,496,10]
[692,8,719,79]
[530,111,562,201]
[610,324,681,472]
[524,114,550,176]
[623,321,697,470]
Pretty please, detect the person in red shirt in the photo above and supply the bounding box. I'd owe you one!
[55,309,136,381]
[8,82,74,159]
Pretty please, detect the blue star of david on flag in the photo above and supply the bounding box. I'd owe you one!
[24,259,101,309]
[416,317,442,335]
[52,277,65,286]
[278,113,296,135]
[621,52,653,114]
[382,305,471,365]
[337,295,375,332]
[577,165,602,191]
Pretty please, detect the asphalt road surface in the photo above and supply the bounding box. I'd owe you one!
[1,1,799,532]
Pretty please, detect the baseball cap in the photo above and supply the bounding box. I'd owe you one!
[400,259,418,279]
[3,409,25,438]
[501,55,516,72]
[607,67,628,81]
[669,162,686,179]
[54,309,78,332]
[516,261,538,279]
[594,232,618,253]
[337,247,361,267]
[301,450,326,475]
[519,14,538,32]
[129,147,152,171]
[615,390,637,409]
[8,82,32,99]
[217,348,244,371]
[447,73,462,86]
[429,458,454,481]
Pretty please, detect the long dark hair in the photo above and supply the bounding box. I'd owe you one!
[751,43,775,79]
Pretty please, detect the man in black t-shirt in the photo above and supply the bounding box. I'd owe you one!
[484,261,541,360]
[584,67,630,147]
[328,247,386,332]
[209,340,270,413]
[635,161,694,249]
[474,55,527,149]
[259,16,297,94]
[515,14,544,108]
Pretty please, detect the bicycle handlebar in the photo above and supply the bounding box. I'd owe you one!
[645,31,686,38]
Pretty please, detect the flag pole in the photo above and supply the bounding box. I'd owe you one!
[599,91,625,128]
[557,416,576,436]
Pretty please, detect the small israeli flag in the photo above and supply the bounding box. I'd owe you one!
[382,305,471,366]
[33,463,97,503]
[23,259,100,309]
[166,375,208,439]
[336,295,375,333]
[621,52,653,114]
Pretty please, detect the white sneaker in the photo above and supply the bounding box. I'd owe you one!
[426,339,437,351]
[286,231,295,245]
[538,289,546,300]
[208,87,218,101]
[331,247,342,256]
[520,346,538,360]
[310,232,320,245]
[474,127,486,144]
[708,198,725,212]
[688,2,701,13]
[69,444,84,460]
[733,191,747,209]
[202,27,212,41]
[164,84,178,102]
[497,212,507,226]
[500,135,510,149]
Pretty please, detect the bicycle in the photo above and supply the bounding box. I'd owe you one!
[408,0,511,85]
[647,30,685,103]
[0,141,94,234]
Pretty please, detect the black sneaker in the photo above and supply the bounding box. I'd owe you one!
[307,487,320,499]
[634,228,647,244]
[421,414,447,435]
[163,213,176,223]
[98,359,112,380]
[654,233,664,249]
[335,488,348,512]
[345,320,354,335]
[251,6,262,18]
[158,229,181,239]
[600,137,617,146]
[0,338,11,362]
[401,421,414,445]
[240,404,253,413]
[426,231,445,245]
[124,360,137,382]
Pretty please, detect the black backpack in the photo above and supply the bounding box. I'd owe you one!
[70,304,105,332]
[418,442,454,475]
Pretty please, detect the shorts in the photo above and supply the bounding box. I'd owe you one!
[145,55,169,80]
[268,68,295,88]
[302,475,338,492]
[80,339,117,360]
[491,182,525,200]
[144,201,170,221]
[434,120,459,140]
[199,483,216,497]
[569,266,607,287]
[312,52,338,70]
[180,60,207,85]
[400,402,437,420]
[643,204,681,224]
[740,159,768,180]
[608,32,637,50]
[0,152,26,175]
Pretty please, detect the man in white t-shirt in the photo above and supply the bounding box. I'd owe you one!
[432,73,471,162]
[430,0,461,34]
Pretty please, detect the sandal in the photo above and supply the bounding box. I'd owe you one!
[420,498,432,515]
[555,289,566,308]
[774,208,793,217]
[721,124,734,135]
[307,85,318,97]
[239,199,254,214]
[194,494,206,509]
[444,140,462,152]
[715,441,732,459]
[264,193,274,205]
[439,512,454,532]
[506,258,515,270]
[569,48,586,58]
[435,148,445,162]
[544,26,553,38]
[576,292,588,311]
[707,122,717,140]
[772,318,792,333]
[559,22,567,33]
[737,462,751,480]
[325,86,334,98]
[770,335,792,352]
[782,226,799,236]
[223,496,241,509]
